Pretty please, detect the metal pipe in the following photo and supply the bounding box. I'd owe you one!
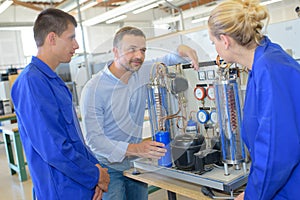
[164,0,185,30]
[76,0,91,79]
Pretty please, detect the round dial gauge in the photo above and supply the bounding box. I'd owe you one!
[206,85,215,100]
[210,110,218,124]
[197,110,209,124]
[194,86,206,100]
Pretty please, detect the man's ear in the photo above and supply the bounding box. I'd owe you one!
[220,34,230,50]
[113,47,119,60]
[47,32,56,45]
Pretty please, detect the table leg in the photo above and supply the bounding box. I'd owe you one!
[13,133,27,181]
[3,134,16,175]
[167,191,177,200]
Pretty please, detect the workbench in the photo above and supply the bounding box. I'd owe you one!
[124,168,212,200]
[0,113,17,144]
[0,123,27,182]
[0,113,16,122]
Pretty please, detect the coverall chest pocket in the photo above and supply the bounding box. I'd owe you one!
[59,103,80,143]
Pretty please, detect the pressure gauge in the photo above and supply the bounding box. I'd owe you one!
[194,86,206,100]
[206,85,215,100]
[210,110,218,124]
[197,110,209,124]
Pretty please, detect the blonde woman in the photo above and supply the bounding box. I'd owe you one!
[208,0,300,199]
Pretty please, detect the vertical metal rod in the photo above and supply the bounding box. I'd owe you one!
[164,0,185,30]
[147,87,156,141]
[224,163,229,176]
[76,0,91,79]
[214,84,227,161]
[243,162,247,173]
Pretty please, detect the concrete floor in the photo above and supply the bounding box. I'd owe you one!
[0,142,32,200]
[0,138,193,200]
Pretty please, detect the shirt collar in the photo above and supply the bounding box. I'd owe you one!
[31,56,58,79]
[104,62,120,82]
[103,61,138,84]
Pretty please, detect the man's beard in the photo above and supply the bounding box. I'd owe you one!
[120,59,143,73]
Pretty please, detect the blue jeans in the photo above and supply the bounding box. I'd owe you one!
[102,165,148,200]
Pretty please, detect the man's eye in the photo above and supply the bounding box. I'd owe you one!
[129,48,136,52]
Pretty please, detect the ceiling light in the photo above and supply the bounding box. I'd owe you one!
[83,0,158,26]
[153,3,217,26]
[57,0,90,12]
[111,1,127,6]
[106,15,127,24]
[73,1,98,13]
[0,0,13,14]
[131,0,173,14]
[132,3,159,14]
[153,23,171,30]
[260,0,283,6]
[191,16,209,24]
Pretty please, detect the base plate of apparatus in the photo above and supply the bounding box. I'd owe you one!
[132,158,249,193]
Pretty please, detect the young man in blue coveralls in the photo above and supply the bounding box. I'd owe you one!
[11,8,110,200]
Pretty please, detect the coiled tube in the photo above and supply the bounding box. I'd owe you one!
[214,80,245,164]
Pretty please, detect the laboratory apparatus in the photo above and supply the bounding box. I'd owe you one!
[133,57,249,195]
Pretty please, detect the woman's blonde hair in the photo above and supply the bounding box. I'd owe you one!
[208,0,269,47]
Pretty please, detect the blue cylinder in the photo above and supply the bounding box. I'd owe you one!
[155,131,172,167]
[186,119,197,135]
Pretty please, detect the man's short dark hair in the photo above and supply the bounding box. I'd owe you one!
[113,26,146,48]
[33,8,77,47]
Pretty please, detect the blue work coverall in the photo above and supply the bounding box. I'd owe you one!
[11,56,100,199]
[242,37,300,199]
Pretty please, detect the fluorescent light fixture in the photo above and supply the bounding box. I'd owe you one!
[132,0,173,14]
[153,23,170,30]
[260,0,283,6]
[111,1,127,6]
[152,0,281,26]
[153,3,218,26]
[0,0,13,14]
[191,16,209,24]
[0,26,32,31]
[106,15,127,24]
[132,3,159,14]
[83,0,158,26]
[73,1,98,13]
[59,0,89,12]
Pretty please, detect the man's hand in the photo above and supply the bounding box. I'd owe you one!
[177,44,199,70]
[95,164,110,192]
[126,140,167,159]
[92,185,103,200]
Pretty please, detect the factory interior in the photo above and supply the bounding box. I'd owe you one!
[0,0,300,199]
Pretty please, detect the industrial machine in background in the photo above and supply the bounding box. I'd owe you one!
[133,56,249,197]
[0,68,18,115]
